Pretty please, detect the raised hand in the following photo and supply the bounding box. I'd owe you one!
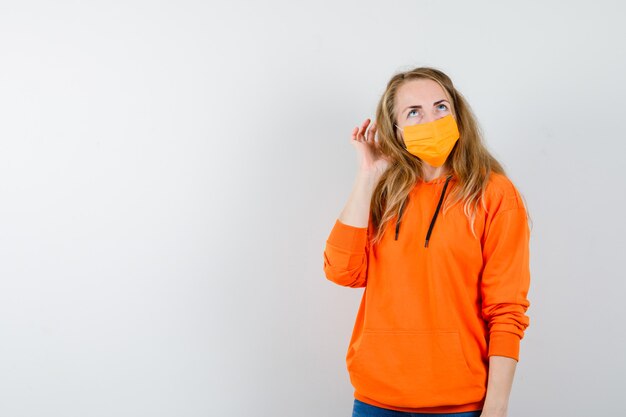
[350,118,391,179]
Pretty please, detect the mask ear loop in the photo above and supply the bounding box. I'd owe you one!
[394,124,408,150]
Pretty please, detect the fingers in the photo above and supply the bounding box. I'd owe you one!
[357,119,370,142]
[352,118,373,142]
[366,120,377,142]
[350,126,359,141]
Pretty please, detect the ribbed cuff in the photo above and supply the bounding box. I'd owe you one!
[326,219,368,252]
[488,331,521,361]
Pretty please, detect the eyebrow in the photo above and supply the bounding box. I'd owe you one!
[402,99,449,114]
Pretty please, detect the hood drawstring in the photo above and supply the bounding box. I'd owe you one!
[395,174,454,248]
[395,198,406,240]
[424,174,453,247]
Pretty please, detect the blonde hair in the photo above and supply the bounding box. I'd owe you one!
[370,66,513,245]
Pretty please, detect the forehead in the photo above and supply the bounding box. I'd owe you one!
[395,78,449,106]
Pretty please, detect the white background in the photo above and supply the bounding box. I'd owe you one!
[1,1,624,416]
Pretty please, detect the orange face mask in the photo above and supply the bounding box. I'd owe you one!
[395,114,460,167]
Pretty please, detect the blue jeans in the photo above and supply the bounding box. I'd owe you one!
[352,399,482,417]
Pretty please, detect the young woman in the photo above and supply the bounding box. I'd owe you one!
[323,67,532,417]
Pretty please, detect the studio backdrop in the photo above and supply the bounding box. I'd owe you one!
[0,1,624,416]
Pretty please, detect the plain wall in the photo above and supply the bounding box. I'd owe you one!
[1,1,624,416]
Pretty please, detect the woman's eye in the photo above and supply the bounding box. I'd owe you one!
[408,109,419,117]
[437,104,448,111]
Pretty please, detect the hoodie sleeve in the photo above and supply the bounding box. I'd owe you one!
[480,199,531,362]
[323,219,369,288]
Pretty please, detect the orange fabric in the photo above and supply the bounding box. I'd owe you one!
[400,114,460,167]
[323,172,531,413]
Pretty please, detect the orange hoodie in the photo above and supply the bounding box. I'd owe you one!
[323,172,531,414]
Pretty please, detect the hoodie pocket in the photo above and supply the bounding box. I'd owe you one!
[347,329,484,408]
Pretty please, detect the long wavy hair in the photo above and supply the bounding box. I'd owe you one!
[369,66,523,245]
